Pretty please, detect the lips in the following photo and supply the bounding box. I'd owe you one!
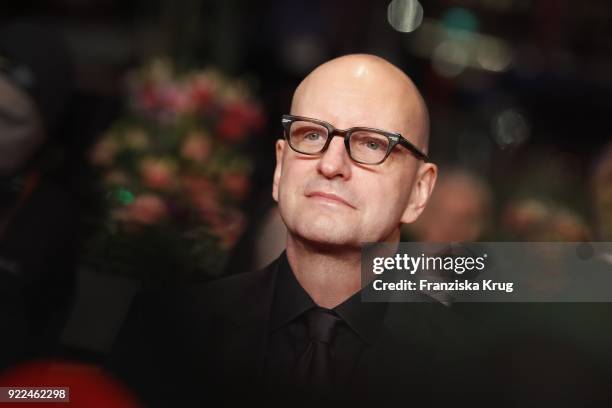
[306,191,355,208]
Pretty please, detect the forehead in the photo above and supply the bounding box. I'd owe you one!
[290,68,412,134]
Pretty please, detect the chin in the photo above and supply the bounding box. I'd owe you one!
[294,221,361,248]
[302,230,354,246]
[280,204,364,247]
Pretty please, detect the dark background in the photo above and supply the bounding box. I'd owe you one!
[2,0,611,213]
[1,0,612,398]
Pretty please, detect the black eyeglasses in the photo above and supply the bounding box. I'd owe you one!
[281,114,429,165]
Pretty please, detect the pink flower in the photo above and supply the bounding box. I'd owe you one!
[134,80,191,121]
[160,83,190,115]
[140,158,176,190]
[128,194,168,224]
[181,132,211,162]
[222,172,250,201]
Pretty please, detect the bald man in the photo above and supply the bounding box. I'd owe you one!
[273,54,435,308]
[109,55,473,406]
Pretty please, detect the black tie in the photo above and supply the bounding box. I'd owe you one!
[294,307,341,392]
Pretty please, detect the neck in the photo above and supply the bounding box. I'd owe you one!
[285,234,364,309]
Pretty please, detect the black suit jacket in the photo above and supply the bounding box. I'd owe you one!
[107,254,481,407]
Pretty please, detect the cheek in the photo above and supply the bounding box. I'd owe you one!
[278,163,306,206]
[362,179,409,223]
[364,176,401,205]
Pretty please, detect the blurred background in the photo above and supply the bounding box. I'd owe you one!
[1,0,612,401]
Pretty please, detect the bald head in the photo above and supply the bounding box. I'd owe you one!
[273,54,438,253]
[290,54,429,152]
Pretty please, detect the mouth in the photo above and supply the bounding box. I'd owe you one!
[306,191,356,208]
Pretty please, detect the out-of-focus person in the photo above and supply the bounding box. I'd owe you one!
[592,141,612,241]
[501,198,591,241]
[402,167,492,242]
[0,21,77,369]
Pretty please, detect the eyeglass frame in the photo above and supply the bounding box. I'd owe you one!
[281,114,429,165]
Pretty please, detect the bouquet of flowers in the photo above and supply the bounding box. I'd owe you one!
[87,59,264,283]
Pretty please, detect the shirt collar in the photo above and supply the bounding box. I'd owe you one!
[269,251,388,345]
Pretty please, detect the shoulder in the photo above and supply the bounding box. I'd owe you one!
[184,255,279,311]
[189,256,279,309]
[383,297,478,374]
[106,256,281,404]
[385,298,465,340]
[125,255,279,324]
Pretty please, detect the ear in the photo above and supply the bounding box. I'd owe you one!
[272,139,286,202]
[400,162,437,224]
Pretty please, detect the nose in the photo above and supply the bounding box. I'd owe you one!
[316,136,352,180]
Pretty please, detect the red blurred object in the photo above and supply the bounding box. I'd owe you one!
[0,359,141,408]
[188,83,213,113]
[217,102,264,142]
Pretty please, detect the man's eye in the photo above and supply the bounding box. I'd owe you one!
[362,139,382,150]
[305,132,321,141]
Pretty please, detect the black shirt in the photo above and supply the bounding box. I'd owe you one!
[263,251,388,390]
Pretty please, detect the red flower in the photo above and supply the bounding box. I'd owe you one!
[188,78,214,112]
[114,194,168,225]
[217,102,264,142]
[159,83,190,116]
[217,116,245,142]
[140,158,176,190]
[136,82,160,112]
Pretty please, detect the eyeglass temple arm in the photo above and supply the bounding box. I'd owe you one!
[399,139,429,162]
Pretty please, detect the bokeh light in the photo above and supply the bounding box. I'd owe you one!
[491,108,530,149]
[432,39,469,77]
[477,37,513,72]
[116,188,135,205]
[387,0,424,33]
[442,7,479,36]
